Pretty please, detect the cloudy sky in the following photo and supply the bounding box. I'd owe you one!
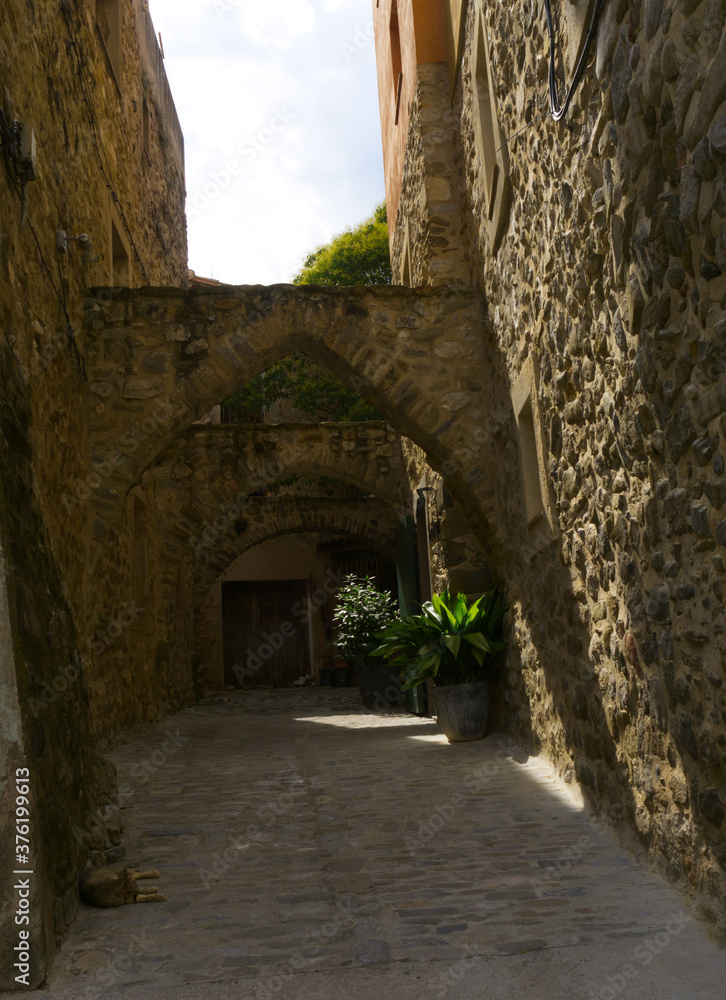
[149,0,385,285]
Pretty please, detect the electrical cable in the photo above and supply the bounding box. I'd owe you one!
[57,258,88,381]
[60,0,151,285]
[497,110,553,154]
[543,0,606,130]
[19,179,29,231]
[497,1,605,154]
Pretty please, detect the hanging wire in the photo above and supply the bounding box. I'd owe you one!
[497,1,605,153]
[497,110,552,154]
[543,0,606,130]
[60,0,151,286]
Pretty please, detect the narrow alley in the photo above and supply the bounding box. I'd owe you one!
[40,691,726,1000]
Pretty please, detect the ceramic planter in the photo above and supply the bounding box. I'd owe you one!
[432,680,490,742]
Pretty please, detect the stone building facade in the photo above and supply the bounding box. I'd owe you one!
[373,0,726,930]
[0,0,186,986]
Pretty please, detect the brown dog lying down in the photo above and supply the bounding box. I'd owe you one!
[79,867,167,906]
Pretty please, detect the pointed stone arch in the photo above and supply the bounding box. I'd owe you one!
[77,283,518,582]
[154,420,413,526]
[189,496,399,607]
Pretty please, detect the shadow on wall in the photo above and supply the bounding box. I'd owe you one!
[0,347,118,988]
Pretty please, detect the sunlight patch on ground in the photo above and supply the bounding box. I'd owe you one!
[516,753,586,811]
[406,733,449,744]
[294,713,439,730]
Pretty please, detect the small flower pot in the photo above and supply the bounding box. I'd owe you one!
[357,662,401,710]
[432,680,490,742]
[318,667,334,687]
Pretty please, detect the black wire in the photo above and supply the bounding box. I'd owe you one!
[2,158,84,377]
[497,110,553,154]
[543,0,605,130]
[1,73,88,380]
[60,1,151,286]
[57,258,88,381]
[27,207,88,380]
[20,190,88,381]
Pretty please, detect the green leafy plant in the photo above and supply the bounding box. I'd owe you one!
[372,588,506,689]
[221,352,382,422]
[332,574,398,664]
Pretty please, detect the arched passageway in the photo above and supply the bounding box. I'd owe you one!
[76,283,517,591]
[195,531,398,690]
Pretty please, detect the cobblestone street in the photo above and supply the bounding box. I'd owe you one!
[38,691,726,999]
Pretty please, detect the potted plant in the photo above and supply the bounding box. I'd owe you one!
[372,587,506,741]
[332,574,400,709]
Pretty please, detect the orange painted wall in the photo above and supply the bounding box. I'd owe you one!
[373,0,447,247]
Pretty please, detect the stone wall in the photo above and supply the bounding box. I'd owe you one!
[387,0,726,929]
[401,439,493,595]
[0,348,118,988]
[78,283,510,568]
[0,0,187,983]
[389,62,472,286]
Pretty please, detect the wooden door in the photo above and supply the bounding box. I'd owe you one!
[222,581,308,688]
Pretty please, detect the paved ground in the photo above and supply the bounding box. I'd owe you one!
[34,689,726,998]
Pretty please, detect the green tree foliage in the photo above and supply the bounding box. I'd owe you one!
[223,205,391,422]
[222,353,381,422]
[293,202,392,286]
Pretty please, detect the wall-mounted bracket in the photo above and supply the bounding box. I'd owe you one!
[56,231,91,254]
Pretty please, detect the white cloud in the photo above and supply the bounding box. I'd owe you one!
[148,0,385,284]
[235,0,317,49]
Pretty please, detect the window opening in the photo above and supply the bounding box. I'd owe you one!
[133,497,149,612]
[111,218,131,287]
[475,17,498,219]
[390,1,403,124]
[96,0,122,91]
[516,396,545,528]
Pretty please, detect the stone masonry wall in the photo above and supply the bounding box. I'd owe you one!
[390,0,726,929]
[0,348,118,987]
[78,419,410,735]
[0,0,187,982]
[390,62,473,285]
